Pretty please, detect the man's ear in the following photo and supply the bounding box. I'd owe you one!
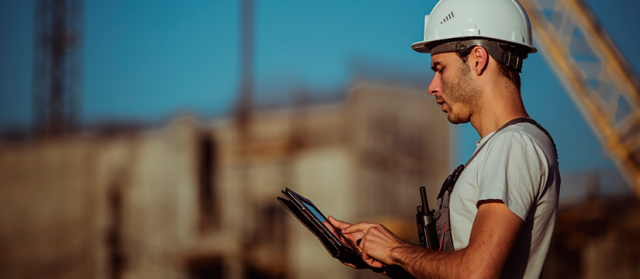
[470,46,489,76]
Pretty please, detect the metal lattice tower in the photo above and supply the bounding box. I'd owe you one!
[521,0,640,196]
[235,0,254,136]
[32,0,85,136]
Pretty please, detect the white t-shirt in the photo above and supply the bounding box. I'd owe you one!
[450,122,560,279]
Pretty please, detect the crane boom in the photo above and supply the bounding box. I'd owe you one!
[521,0,640,196]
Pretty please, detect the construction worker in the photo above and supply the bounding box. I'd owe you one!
[328,0,561,278]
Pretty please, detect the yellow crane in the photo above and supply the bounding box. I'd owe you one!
[520,0,640,197]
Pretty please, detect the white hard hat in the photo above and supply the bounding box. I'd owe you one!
[411,0,537,71]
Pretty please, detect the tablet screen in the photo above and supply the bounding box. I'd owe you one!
[302,200,343,241]
[303,201,327,222]
[283,188,359,254]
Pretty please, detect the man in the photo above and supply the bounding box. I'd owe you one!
[328,0,561,278]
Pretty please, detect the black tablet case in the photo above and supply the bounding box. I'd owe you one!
[277,188,368,268]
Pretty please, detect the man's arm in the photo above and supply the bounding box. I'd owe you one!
[344,201,523,279]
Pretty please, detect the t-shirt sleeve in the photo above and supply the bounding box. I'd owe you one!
[476,131,548,221]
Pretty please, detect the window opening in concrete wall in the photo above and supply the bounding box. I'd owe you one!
[198,135,220,231]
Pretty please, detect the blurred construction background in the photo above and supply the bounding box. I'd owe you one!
[1,0,639,278]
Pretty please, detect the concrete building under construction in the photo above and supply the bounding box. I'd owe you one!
[0,82,452,279]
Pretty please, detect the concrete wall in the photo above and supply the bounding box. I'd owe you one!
[0,118,202,279]
[0,137,101,279]
[0,82,451,279]
[207,82,450,278]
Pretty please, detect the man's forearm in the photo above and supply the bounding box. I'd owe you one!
[387,203,522,279]
[389,244,467,279]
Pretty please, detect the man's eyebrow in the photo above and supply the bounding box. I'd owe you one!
[431,61,441,72]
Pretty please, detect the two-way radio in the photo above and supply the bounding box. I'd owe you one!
[416,186,439,250]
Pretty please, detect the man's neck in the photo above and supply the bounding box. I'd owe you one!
[470,84,529,139]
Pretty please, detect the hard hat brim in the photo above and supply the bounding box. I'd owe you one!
[411,41,431,54]
[411,38,538,55]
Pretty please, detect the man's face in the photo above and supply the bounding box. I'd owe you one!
[427,52,482,124]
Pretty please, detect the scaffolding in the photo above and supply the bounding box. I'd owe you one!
[32,0,85,136]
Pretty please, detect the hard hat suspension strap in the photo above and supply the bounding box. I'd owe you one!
[429,38,529,72]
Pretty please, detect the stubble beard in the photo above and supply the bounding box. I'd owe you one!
[443,60,482,124]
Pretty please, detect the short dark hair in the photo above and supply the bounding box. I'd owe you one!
[456,49,521,91]
[497,62,521,91]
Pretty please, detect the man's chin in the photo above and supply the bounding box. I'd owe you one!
[447,113,470,125]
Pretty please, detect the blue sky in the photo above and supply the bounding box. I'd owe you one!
[1,0,639,174]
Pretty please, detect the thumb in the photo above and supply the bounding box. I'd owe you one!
[328,215,351,230]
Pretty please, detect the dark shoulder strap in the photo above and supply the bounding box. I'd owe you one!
[522,119,559,163]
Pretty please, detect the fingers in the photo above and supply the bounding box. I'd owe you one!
[342,221,379,235]
[359,225,409,268]
[328,215,351,230]
[341,222,380,255]
[359,233,385,269]
[327,216,362,251]
[341,261,357,269]
[364,257,385,269]
[328,219,396,269]
[323,220,338,235]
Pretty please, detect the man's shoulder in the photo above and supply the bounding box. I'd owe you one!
[482,122,559,173]
[491,122,553,150]
[476,122,556,166]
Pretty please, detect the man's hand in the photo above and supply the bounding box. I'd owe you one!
[323,216,359,269]
[327,216,362,251]
[342,222,410,268]
[326,201,523,279]
[326,216,387,269]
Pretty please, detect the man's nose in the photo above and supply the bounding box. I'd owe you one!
[428,75,440,96]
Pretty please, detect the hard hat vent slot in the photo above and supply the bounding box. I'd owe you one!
[440,12,455,24]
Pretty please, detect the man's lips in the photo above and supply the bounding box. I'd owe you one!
[436,99,446,111]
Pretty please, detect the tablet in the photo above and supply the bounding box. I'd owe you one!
[278,188,367,267]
